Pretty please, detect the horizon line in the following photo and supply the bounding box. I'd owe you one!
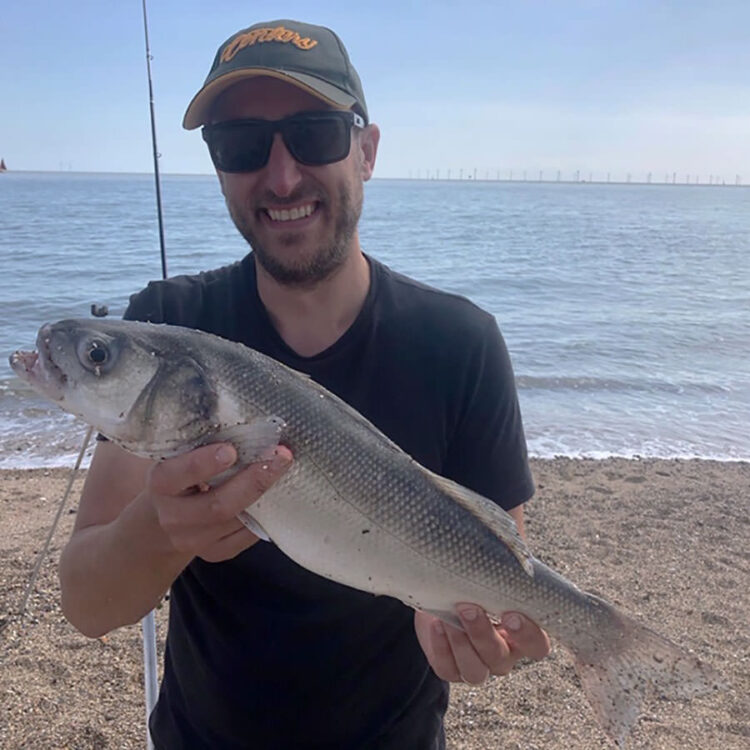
[1,169,746,188]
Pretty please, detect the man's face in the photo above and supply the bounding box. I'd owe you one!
[210,77,379,286]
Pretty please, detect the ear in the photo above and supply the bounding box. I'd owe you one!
[357,123,380,182]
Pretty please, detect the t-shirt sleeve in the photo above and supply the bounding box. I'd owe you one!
[442,316,534,511]
[123,281,169,324]
[123,270,233,335]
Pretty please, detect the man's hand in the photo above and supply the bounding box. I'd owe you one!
[59,439,293,637]
[146,442,293,563]
[414,606,550,684]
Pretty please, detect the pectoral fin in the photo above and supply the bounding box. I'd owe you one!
[237,509,271,542]
[211,416,286,464]
[205,416,286,498]
[205,416,287,544]
[426,470,534,577]
[421,608,464,631]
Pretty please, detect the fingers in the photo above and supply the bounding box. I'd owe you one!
[454,605,511,679]
[415,607,550,686]
[208,445,293,520]
[149,443,238,496]
[414,611,461,683]
[146,443,293,559]
[445,623,490,684]
[440,605,507,683]
[497,611,551,662]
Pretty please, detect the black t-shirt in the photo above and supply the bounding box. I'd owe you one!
[125,253,533,750]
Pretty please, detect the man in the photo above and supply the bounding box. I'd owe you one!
[59,19,549,749]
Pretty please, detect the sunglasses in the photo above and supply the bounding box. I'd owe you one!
[202,110,366,173]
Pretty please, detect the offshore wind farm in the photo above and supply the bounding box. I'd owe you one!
[404,168,744,186]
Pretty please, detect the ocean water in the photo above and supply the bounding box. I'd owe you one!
[1,172,748,468]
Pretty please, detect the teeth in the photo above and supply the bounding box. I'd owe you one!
[267,203,315,222]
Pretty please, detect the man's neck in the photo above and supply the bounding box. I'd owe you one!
[255,248,371,358]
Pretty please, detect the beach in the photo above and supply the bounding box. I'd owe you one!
[1,457,747,749]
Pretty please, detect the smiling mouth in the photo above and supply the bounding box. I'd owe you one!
[264,202,318,223]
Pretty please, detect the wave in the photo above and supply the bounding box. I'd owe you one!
[2,442,746,471]
[1,411,747,470]
[515,374,732,396]
[526,441,750,463]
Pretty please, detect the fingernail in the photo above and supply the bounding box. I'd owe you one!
[216,445,235,466]
[433,621,445,636]
[458,606,478,622]
[504,613,522,631]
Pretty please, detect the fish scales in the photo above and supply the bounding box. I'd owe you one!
[208,333,529,600]
[10,318,725,749]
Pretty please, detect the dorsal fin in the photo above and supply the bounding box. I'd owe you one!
[425,470,534,576]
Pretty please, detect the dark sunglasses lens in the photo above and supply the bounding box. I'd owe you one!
[285,116,351,166]
[207,123,272,172]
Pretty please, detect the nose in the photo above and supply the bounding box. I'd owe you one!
[262,133,303,197]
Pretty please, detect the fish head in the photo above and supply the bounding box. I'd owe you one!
[9,318,219,458]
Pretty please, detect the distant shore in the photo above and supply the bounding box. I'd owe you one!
[2,170,748,187]
[1,457,748,749]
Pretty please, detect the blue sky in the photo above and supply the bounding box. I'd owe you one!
[2,0,749,181]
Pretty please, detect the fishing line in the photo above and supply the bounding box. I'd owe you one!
[13,7,167,750]
[17,427,94,619]
[17,0,170,625]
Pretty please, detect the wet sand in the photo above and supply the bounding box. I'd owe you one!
[1,457,748,749]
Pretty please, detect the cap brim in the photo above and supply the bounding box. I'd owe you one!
[182,68,357,129]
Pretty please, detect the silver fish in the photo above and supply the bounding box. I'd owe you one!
[10,318,724,747]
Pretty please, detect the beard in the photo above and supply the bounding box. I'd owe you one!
[226,178,363,287]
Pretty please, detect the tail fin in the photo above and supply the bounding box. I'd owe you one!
[573,599,725,748]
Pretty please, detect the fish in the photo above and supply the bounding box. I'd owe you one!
[10,318,724,748]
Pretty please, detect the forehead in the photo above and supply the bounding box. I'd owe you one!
[210,77,336,121]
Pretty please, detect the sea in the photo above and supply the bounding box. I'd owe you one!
[1,172,748,469]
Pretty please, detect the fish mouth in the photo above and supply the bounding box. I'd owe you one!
[9,325,68,401]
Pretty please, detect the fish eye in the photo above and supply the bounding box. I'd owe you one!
[86,340,109,366]
[75,334,118,375]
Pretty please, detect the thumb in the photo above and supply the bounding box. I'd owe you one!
[149,442,238,496]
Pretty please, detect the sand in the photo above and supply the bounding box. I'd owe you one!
[0,457,748,749]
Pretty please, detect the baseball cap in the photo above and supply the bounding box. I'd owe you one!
[183,19,368,130]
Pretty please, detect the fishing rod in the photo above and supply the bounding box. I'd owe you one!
[15,5,166,748]
[142,0,168,280]
[140,1,165,747]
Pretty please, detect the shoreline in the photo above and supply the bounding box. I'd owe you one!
[1,449,749,473]
[1,457,748,749]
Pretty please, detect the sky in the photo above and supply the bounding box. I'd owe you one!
[2,0,750,182]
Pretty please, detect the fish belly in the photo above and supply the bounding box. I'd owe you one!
[246,463,524,617]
